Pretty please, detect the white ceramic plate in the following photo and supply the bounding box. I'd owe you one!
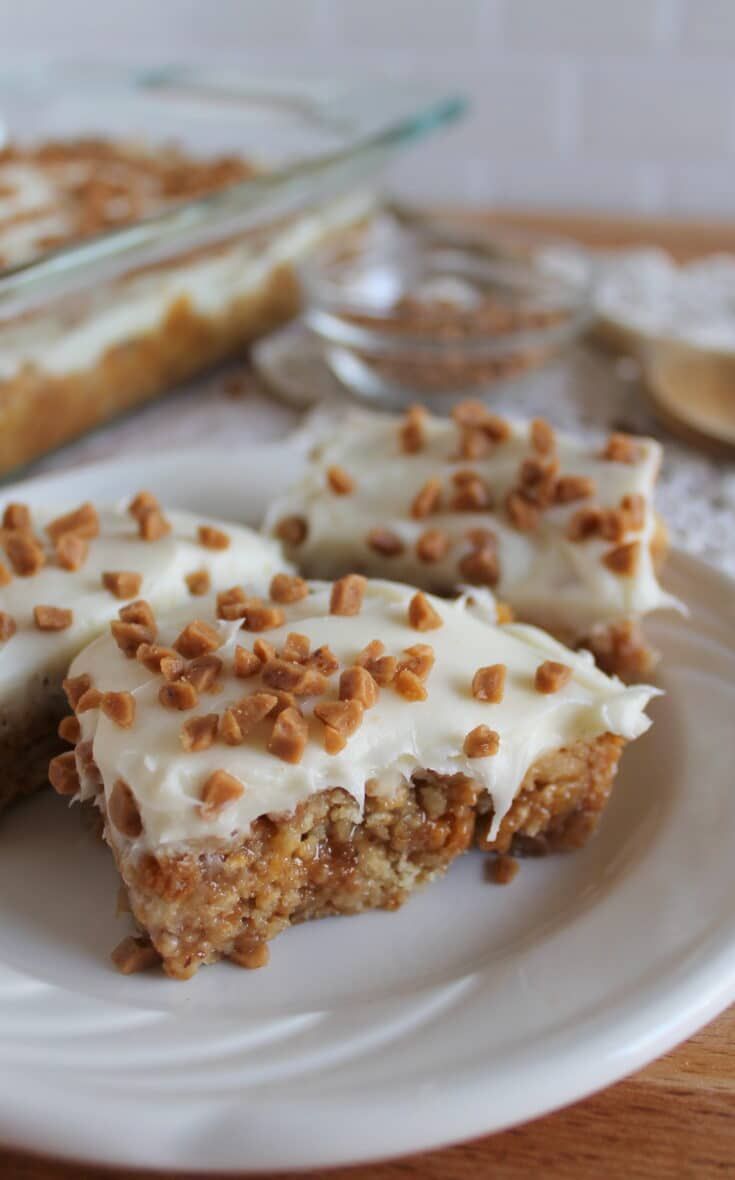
[1,445,735,1174]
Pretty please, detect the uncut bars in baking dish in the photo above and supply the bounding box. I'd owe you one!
[266,403,678,681]
[0,138,368,473]
[52,574,658,978]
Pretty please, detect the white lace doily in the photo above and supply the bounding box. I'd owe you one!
[28,324,735,579]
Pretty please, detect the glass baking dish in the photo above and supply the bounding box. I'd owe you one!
[0,63,464,475]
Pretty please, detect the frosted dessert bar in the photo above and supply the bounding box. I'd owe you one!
[0,138,368,472]
[0,492,288,813]
[54,575,657,978]
[267,403,677,680]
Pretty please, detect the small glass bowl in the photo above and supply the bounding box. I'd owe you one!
[300,217,593,410]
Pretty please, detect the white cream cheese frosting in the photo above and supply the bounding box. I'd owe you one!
[0,501,289,724]
[69,579,658,852]
[265,407,679,638]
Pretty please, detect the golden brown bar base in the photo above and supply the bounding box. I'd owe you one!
[0,264,299,475]
[113,733,623,979]
[0,696,67,814]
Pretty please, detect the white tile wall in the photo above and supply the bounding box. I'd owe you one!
[2,0,735,217]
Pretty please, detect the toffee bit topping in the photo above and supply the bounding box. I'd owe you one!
[393,667,428,701]
[160,655,187,682]
[467,526,497,550]
[76,688,103,713]
[411,477,443,519]
[136,643,180,673]
[464,725,500,758]
[458,548,500,587]
[253,638,277,664]
[55,532,88,571]
[76,740,101,788]
[555,474,596,504]
[218,708,244,746]
[228,692,279,738]
[173,619,222,659]
[111,620,155,657]
[275,515,308,546]
[5,532,45,576]
[0,611,16,644]
[535,660,573,694]
[603,540,641,577]
[326,465,355,495]
[268,706,308,764]
[397,643,435,681]
[2,502,30,531]
[198,524,230,550]
[263,659,327,697]
[62,673,91,711]
[138,507,171,542]
[506,491,540,533]
[0,562,11,586]
[367,527,405,557]
[314,699,364,753]
[234,645,262,678]
[271,690,296,716]
[185,569,211,596]
[101,691,136,729]
[417,528,450,564]
[472,664,506,703]
[530,417,556,455]
[330,574,367,617]
[408,591,443,631]
[159,681,199,711]
[517,456,558,507]
[119,599,156,630]
[216,585,247,619]
[128,490,159,520]
[33,604,73,631]
[199,770,244,818]
[184,654,224,694]
[260,658,307,692]
[102,570,142,600]
[339,665,378,709]
[269,573,309,604]
[58,715,81,744]
[602,432,641,464]
[48,751,80,797]
[620,492,646,531]
[323,726,347,755]
[489,854,520,886]
[456,426,490,461]
[357,641,396,686]
[566,505,603,542]
[241,603,286,632]
[282,632,310,663]
[399,404,427,453]
[109,779,143,838]
[308,645,340,676]
[452,399,489,428]
[45,501,99,542]
[452,402,511,443]
[481,412,512,443]
[449,475,490,513]
[599,509,627,544]
[357,638,384,663]
[111,936,161,975]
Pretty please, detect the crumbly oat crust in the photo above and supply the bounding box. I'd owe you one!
[106,733,622,979]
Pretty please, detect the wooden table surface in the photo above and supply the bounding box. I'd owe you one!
[3,207,735,1180]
